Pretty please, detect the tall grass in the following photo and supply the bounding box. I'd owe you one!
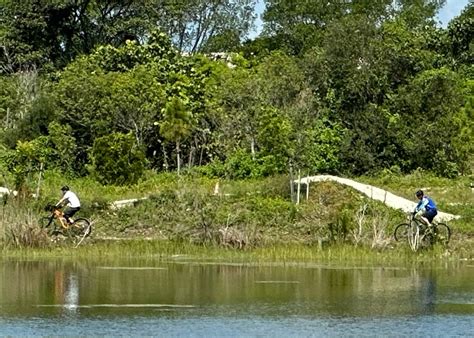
[0,197,48,248]
[3,239,468,265]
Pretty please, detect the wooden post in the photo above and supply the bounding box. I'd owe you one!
[306,179,310,200]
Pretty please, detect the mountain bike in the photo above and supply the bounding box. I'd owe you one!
[39,204,92,246]
[393,214,451,251]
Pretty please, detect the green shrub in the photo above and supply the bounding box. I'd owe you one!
[90,132,147,185]
[224,149,284,179]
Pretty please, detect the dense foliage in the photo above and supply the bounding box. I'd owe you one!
[0,0,473,189]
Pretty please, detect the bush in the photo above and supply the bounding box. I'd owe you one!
[224,149,283,179]
[90,132,147,185]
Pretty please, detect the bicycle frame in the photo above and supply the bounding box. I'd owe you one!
[40,204,92,246]
[54,208,69,228]
[43,205,72,232]
[394,213,450,252]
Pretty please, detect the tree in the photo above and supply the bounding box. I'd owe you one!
[53,32,212,172]
[90,133,147,185]
[47,122,77,174]
[5,137,52,190]
[0,0,151,71]
[158,97,195,174]
[445,2,474,66]
[201,29,242,53]
[213,50,346,177]
[0,69,57,149]
[389,68,467,176]
[146,0,257,52]
[0,0,258,71]
[261,0,445,55]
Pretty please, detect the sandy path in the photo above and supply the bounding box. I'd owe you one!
[299,175,460,222]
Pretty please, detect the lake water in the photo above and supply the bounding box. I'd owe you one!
[0,257,472,336]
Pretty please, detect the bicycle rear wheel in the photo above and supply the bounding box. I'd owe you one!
[393,223,410,241]
[434,223,451,245]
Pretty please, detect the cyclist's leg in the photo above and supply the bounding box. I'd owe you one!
[424,209,437,226]
[415,209,429,226]
[63,207,80,224]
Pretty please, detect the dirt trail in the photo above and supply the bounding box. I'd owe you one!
[299,175,460,222]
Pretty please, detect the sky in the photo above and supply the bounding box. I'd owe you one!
[249,0,470,39]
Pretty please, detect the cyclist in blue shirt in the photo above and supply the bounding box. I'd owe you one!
[414,190,438,226]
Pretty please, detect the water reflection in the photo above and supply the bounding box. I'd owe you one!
[0,259,472,320]
[52,270,78,314]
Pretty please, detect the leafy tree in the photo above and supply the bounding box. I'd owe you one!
[0,70,56,148]
[261,0,446,56]
[214,50,346,177]
[389,68,466,175]
[0,0,151,71]
[90,132,147,185]
[47,122,77,174]
[376,19,440,89]
[5,137,52,190]
[201,29,242,53]
[396,0,446,28]
[159,97,195,174]
[0,0,257,71]
[53,32,212,172]
[455,79,474,174]
[445,2,474,66]
[147,0,257,52]
[255,106,292,173]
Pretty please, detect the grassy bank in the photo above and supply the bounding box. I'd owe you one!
[2,240,472,266]
[0,170,472,260]
[357,170,473,232]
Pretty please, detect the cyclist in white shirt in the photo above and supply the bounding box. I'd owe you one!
[56,185,81,224]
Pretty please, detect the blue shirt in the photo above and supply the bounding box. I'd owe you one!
[415,196,437,212]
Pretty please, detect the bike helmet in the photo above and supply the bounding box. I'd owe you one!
[61,185,70,192]
[415,190,423,198]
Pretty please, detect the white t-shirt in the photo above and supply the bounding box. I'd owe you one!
[64,191,81,208]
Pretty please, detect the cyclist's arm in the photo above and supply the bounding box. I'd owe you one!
[56,197,68,207]
[414,198,429,212]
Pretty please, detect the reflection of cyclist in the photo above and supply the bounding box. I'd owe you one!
[56,186,81,224]
[414,190,437,226]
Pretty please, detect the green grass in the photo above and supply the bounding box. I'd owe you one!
[1,170,472,257]
[2,239,472,265]
[357,170,474,232]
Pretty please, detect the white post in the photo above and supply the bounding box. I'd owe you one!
[289,165,294,203]
[35,162,44,199]
[297,170,301,205]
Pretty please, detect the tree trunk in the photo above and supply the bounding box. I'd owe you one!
[176,141,181,175]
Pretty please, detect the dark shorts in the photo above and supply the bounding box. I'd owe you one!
[64,207,80,220]
[424,209,437,223]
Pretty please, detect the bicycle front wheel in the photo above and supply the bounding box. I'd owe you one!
[434,223,451,245]
[70,218,92,238]
[39,216,54,229]
[393,223,410,241]
[39,216,62,236]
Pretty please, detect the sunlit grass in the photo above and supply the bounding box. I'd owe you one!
[357,171,474,232]
[2,240,471,266]
[2,170,472,257]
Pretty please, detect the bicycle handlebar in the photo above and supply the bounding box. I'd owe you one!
[44,204,62,212]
